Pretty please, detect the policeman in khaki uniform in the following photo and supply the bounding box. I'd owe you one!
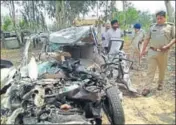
[140,10,175,96]
[130,23,145,70]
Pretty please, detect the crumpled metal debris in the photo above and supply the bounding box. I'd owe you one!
[103,50,137,93]
[39,52,71,62]
[33,86,45,107]
[28,56,38,81]
[1,67,17,87]
[1,58,106,124]
[6,108,24,124]
[37,61,63,78]
[1,68,11,83]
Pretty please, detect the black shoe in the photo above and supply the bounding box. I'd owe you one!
[157,85,163,91]
[142,89,151,96]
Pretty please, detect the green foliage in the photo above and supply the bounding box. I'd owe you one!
[138,11,153,30]
[2,16,13,31]
[125,7,139,25]
[45,1,97,26]
[113,11,125,26]
[19,19,27,29]
[112,2,152,30]
[17,1,47,32]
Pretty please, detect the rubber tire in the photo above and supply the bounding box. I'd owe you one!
[0,59,13,69]
[105,86,125,125]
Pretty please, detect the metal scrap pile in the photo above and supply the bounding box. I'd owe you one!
[1,26,131,125]
[1,58,104,125]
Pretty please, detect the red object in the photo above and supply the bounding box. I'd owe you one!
[60,104,71,110]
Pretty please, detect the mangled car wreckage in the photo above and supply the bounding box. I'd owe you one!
[1,26,136,125]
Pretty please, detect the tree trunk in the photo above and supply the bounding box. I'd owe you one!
[105,0,108,22]
[62,0,65,28]
[122,0,127,28]
[164,1,174,22]
[97,17,102,44]
[32,0,36,33]
[110,0,116,19]
[9,0,22,46]
[97,1,99,18]
[112,1,116,18]
[56,0,60,29]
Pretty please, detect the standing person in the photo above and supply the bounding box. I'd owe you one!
[102,22,111,52]
[105,19,123,53]
[140,10,175,96]
[130,23,145,70]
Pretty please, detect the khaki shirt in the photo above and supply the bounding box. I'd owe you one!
[131,29,145,49]
[145,22,175,56]
[146,22,175,48]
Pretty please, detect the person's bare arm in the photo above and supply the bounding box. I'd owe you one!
[160,26,175,51]
[105,31,110,47]
[167,38,176,47]
[160,38,175,51]
[169,38,176,46]
[140,39,150,55]
[140,29,151,57]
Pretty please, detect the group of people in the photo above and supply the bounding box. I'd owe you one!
[101,10,175,96]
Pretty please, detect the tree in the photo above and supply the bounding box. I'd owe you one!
[45,1,97,30]
[105,0,108,22]
[164,0,174,22]
[18,1,47,32]
[2,1,22,45]
[19,19,29,30]
[2,16,13,31]
[125,7,139,25]
[122,0,127,27]
[110,1,116,19]
[113,2,152,30]
[138,11,153,30]
[113,6,139,29]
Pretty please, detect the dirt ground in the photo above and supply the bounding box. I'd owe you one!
[1,42,175,124]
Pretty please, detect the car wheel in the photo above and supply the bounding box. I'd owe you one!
[103,86,125,125]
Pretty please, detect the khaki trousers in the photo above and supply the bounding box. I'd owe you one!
[146,51,168,88]
[130,47,140,68]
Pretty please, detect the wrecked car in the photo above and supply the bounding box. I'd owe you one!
[1,26,125,125]
[0,59,14,83]
[100,38,137,93]
[0,59,13,69]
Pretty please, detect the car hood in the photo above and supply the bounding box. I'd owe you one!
[49,26,96,45]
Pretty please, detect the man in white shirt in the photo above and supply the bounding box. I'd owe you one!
[105,19,123,53]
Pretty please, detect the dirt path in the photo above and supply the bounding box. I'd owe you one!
[121,42,175,124]
[1,43,175,124]
[103,41,175,124]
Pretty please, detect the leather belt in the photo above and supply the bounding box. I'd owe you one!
[150,47,161,52]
